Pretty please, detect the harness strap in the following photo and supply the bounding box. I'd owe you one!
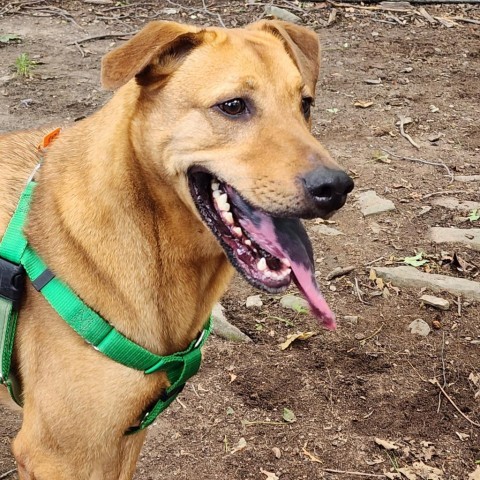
[0,162,211,432]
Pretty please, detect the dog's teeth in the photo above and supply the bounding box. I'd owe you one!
[211,181,220,191]
[222,212,234,225]
[244,239,252,246]
[212,190,221,199]
[232,227,243,237]
[281,258,291,268]
[257,257,267,271]
[216,194,230,212]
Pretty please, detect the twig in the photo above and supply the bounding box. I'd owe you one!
[67,31,139,45]
[398,115,420,150]
[323,468,385,478]
[422,189,467,199]
[326,265,355,281]
[73,41,85,58]
[354,277,366,304]
[0,469,16,480]
[406,360,429,383]
[365,256,385,266]
[431,378,480,428]
[437,331,447,413]
[359,323,384,343]
[242,420,285,427]
[165,0,225,27]
[176,397,186,409]
[457,295,462,317]
[380,148,454,182]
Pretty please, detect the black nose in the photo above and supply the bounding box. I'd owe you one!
[303,166,354,214]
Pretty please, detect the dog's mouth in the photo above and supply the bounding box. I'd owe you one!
[188,170,336,330]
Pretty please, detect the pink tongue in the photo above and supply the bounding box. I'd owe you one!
[237,212,336,331]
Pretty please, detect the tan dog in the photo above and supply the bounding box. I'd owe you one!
[0,20,353,479]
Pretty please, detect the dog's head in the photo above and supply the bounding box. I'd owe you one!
[101,21,354,329]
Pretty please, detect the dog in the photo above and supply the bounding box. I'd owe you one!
[0,19,353,479]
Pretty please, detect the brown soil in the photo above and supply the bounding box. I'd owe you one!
[1,2,479,479]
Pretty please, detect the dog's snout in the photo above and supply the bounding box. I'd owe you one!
[303,166,354,214]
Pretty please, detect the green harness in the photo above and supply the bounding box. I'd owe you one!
[0,178,211,433]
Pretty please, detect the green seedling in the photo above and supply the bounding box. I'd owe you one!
[14,53,36,78]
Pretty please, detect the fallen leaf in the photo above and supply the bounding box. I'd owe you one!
[355,100,374,108]
[0,34,22,43]
[226,406,234,415]
[468,209,480,222]
[302,445,322,463]
[397,466,416,480]
[372,150,391,163]
[468,465,480,480]
[229,373,237,383]
[326,107,339,114]
[404,252,429,267]
[260,468,279,480]
[279,332,316,350]
[375,437,399,450]
[231,437,247,454]
[282,407,296,423]
[369,269,377,281]
[469,372,480,387]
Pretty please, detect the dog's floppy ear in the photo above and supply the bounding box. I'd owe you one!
[101,21,205,90]
[248,20,320,94]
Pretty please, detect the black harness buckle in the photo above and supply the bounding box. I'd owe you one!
[0,257,25,311]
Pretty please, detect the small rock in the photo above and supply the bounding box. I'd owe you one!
[354,333,365,340]
[245,295,263,308]
[272,447,281,459]
[265,5,302,23]
[432,197,480,212]
[357,190,396,217]
[373,266,480,302]
[312,224,344,236]
[409,319,431,337]
[428,132,442,142]
[369,222,382,234]
[432,320,442,330]
[280,294,309,312]
[420,294,450,311]
[344,315,358,324]
[430,227,480,251]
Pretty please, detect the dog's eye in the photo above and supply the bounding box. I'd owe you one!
[301,97,313,120]
[217,98,247,117]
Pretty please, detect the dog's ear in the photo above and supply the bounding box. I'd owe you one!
[101,21,205,90]
[248,20,320,94]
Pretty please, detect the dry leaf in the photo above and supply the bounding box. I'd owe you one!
[375,437,399,450]
[369,269,377,281]
[231,437,247,454]
[229,373,237,383]
[302,446,322,463]
[469,372,480,387]
[355,100,374,108]
[468,465,480,480]
[260,468,279,480]
[279,332,317,350]
[411,461,443,479]
[397,467,416,480]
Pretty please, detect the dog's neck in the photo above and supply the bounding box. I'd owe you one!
[27,85,232,355]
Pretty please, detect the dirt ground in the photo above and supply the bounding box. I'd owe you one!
[1,1,479,479]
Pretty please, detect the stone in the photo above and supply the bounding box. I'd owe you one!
[245,295,263,308]
[265,6,302,23]
[211,303,252,343]
[280,294,309,312]
[420,294,450,311]
[373,266,480,302]
[409,319,431,336]
[369,222,382,234]
[312,224,344,236]
[454,175,480,182]
[357,190,396,217]
[430,227,480,251]
[344,315,359,324]
[432,197,480,212]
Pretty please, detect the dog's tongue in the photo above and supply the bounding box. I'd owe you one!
[229,190,336,330]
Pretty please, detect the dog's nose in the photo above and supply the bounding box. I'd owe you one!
[303,166,354,213]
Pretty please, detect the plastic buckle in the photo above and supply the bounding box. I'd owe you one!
[0,257,25,311]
